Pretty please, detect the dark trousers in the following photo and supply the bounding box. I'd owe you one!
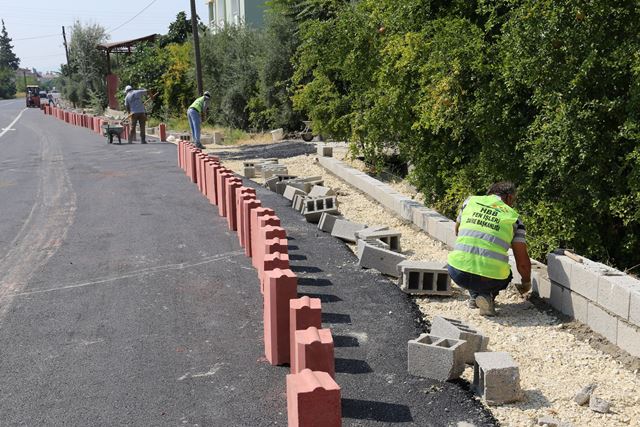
[129,113,146,143]
[447,265,512,299]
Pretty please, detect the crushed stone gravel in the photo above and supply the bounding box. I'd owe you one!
[214,146,640,427]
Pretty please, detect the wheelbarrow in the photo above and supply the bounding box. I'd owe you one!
[301,120,314,142]
[102,122,125,144]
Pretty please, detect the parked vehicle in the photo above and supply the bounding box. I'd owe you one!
[26,85,40,108]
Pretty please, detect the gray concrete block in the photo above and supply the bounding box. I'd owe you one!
[361,230,401,252]
[431,316,488,365]
[275,180,291,195]
[330,219,367,243]
[629,285,640,328]
[569,261,603,301]
[562,290,589,324]
[597,274,639,320]
[394,197,423,222]
[254,159,278,175]
[308,185,335,198]
[473,352,521,405]
[408,334,466,381]
[616,320,640,358]
[355,226,388,240]
[317,144,333,157]
[243,159,268,168]
[283,185,307,202]
[292,194,306,212]
[532,271,552,300]
[262,164,289,179]
[264,176,279,192]
[397,261,452,296]
[550,281,564,312]
[411,207,436,231]
[243,166,255,178]
[546,253,573,288]
[318,212,340,233]
[587,302,618,344]
[302,196,339,223]
[356,240,406,277]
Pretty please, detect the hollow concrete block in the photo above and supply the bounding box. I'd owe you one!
[330,219,367,243]
[286,369,341,427]
[308,185,335,198]
[587,302,618,344]
[356,240,406,278]
[397,260,452,296]
[473,352,521,405]
[408,333,466,381]
[290,296,322,366]
[317,144,333,157]
[629,285,640,328]
[243,166,256,178]
[361,229,401,252]
[318,213,340,234]
[561,289,589,324]
[264,268,298,365]
[597,274,638,320]
[430,316,488,365]
[284,186,307,202]
[302,197,339,223]
[617,320,640,358]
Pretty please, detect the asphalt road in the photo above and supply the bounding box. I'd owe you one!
[0,99,497,426]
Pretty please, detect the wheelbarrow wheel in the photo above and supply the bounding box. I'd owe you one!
[302,132,314,142]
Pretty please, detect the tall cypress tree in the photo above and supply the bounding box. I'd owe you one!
[0,20,20,70]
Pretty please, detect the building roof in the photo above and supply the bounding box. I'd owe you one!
[97,34,158,53]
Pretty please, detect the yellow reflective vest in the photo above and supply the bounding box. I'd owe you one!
[447,195,519,280]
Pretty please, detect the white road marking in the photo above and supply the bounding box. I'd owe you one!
[0,108,27,139]
[4,250,244,299]
[177,363,224,381]
[1,128,15,131]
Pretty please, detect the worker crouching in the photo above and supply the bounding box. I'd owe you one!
[447,182,532,316]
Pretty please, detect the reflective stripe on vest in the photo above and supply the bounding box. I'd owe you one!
[447,195,519,280]
[189,96,205,113]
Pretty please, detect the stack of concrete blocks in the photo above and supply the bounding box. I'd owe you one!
[543,252,640,357]
[318,213,341,233]
[317,157,459,248]
[317,143,333,157]
[301,196,339,223]
[275,176,300,195]
[356,239,407,278]
[407,333,466,381]
[430,316,489,365]
[330,219,367,243]
[356,227,401,252]
[263,164,289,180]
[473,352,521,405]
[396,261,452,296]
[254,159,279,177]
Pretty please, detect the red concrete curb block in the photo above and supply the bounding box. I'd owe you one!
[242,199,262,256]
[235,188,257,246]
[293,327,335,378]
[159,123,167,142]
[217,170,233,217]
[251,215,281,269]
[263,268,298,365]
[225,178,243,230]
[260,252,290,294]
[289,296,322,367]
[286,369,341,427]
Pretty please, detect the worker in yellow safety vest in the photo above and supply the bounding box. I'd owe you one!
[187,91,211,149]
[447,181,532,316]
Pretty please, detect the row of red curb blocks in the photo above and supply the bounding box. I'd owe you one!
[41,105,167,142]
[177,140,342,426]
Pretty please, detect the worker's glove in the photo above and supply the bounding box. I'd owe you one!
[515,280,532,295]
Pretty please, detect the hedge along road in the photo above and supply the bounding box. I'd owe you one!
[0,99,496,425]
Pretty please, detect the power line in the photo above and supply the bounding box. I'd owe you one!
[106,0,159,34]
[14,33,59,41]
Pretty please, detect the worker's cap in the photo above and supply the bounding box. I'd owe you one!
[204,91,211,98]
[124,85,133,94]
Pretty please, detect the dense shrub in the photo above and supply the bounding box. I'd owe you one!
[288,0,640,269]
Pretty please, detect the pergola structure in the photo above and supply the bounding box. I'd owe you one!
[97,34,158,109]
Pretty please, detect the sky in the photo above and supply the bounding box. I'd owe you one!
[0,0,200,72]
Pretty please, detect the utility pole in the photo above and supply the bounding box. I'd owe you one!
[190,0,203,95]
[62,26,70,74]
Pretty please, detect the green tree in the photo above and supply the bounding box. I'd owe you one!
[0,67,16,98]
[0,20,19,70]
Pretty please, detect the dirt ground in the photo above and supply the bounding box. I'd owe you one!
[208,142,640,427]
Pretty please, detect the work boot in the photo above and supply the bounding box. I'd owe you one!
[467,297,478,309]
[475,295,496,316]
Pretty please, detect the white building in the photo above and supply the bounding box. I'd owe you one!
[205,0,267,30]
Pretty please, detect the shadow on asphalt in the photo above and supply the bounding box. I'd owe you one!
[342,399,414,423]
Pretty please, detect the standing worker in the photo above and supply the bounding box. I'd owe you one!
[187,91,210,149]
[447,181,532,316]
[124,85,148,144]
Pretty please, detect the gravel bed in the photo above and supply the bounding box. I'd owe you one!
[218,149,640,427]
